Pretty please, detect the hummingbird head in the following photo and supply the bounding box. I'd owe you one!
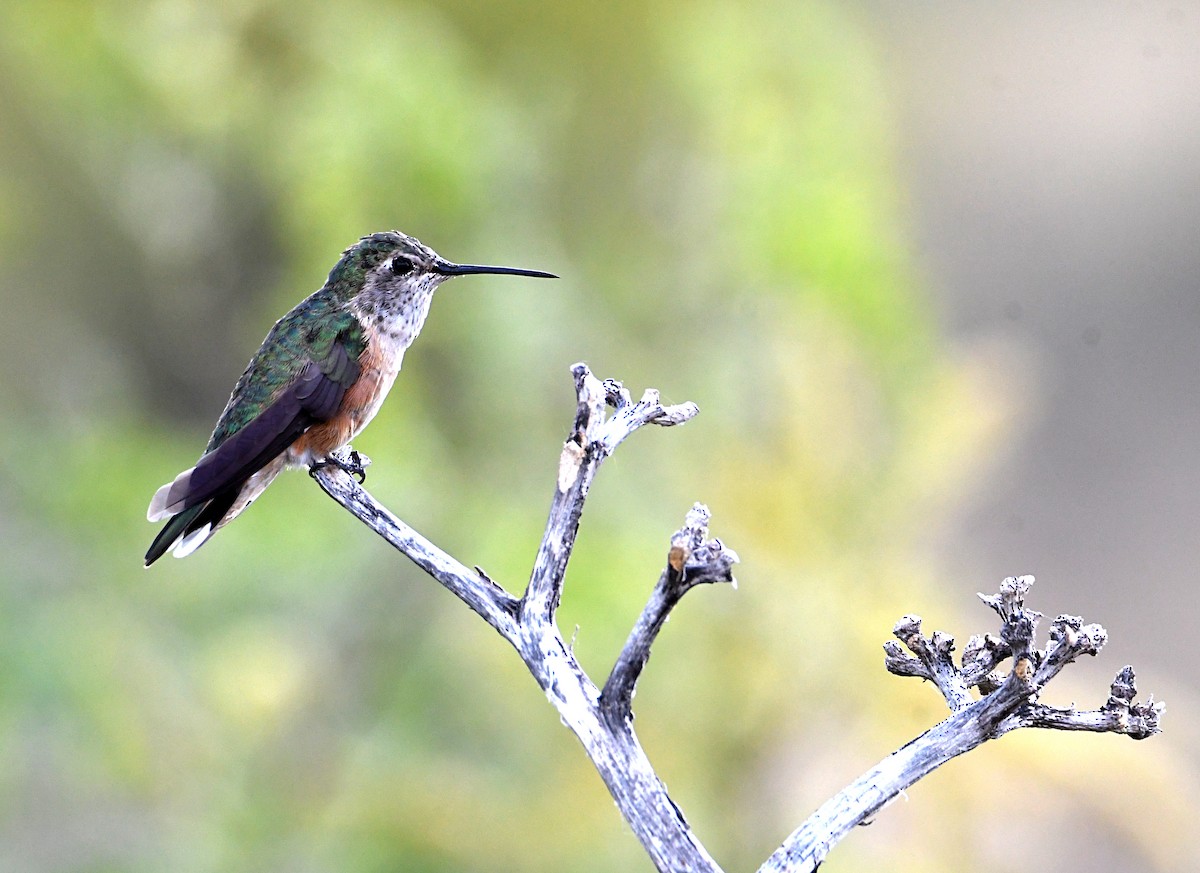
[329,231,556,306]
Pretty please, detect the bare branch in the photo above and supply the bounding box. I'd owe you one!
[521,364,699,627]
[993,666,1164,739]
[314,364,718,873]
[761,575,1161,873]
[311,464,520,641]
[602,503,739,724]
[312,365,1161,873]
[1035,613,1107,685]
[887,616,973,710]
[959,633,1011,689]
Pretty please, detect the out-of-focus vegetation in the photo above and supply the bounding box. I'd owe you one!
[0,2,1194,871]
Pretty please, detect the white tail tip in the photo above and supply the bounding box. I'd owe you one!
[172,524,212,558]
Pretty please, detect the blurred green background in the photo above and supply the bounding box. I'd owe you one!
[2,2,1198,871]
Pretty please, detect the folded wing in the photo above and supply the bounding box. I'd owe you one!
[145,336,361,564]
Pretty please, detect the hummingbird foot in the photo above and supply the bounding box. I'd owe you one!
[310,447,371,484]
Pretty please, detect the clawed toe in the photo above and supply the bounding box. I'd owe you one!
[309,448,371,483]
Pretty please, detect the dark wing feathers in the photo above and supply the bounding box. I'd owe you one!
[177,336,362,512]
[182,372,312,508]
[317,338,359,387]
[146,305,366,564]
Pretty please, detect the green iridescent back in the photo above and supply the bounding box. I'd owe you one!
[201,234,408,452]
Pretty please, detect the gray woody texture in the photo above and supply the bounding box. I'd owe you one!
[310,363,1163,873]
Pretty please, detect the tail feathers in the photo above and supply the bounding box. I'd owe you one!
[145,504,205,566]
[173,522,214,559]
[144,486,240,567]
[147,465,195,521]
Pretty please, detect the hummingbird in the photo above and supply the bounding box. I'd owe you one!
[145,230,556,566]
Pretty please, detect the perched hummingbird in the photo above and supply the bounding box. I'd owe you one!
[145,231,555,566]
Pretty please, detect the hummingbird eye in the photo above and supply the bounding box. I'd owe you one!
[389,257,414,276]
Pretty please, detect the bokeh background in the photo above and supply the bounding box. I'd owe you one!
[1,2,1197,871]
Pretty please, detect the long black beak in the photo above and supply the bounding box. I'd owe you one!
[434,259,557,279]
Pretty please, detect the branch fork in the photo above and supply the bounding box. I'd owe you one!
[761,574,1161,873]
[880,574,1160,742]
[310,364,1161,873]
[314,363,724,871]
